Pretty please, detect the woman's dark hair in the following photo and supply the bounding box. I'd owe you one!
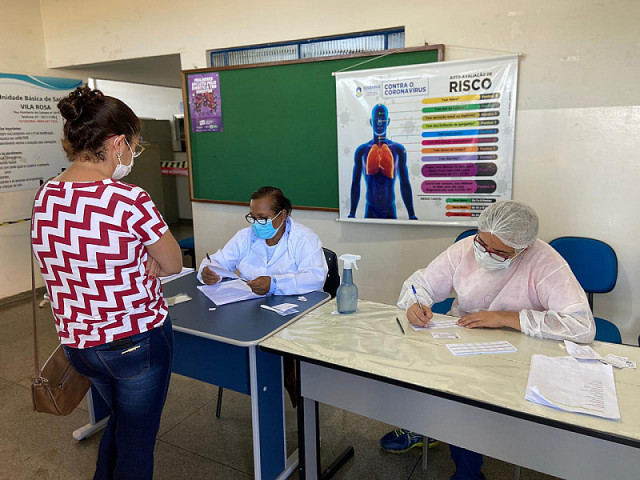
[57,85,141,162]
[250,186,293,215]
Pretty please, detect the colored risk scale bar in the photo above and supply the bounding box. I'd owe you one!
[422,102,500,113]
[422,180,496,194]
[422,137,498,145]
[422,111,499,121]
[422,154,498,162]
[423,120,499,129]
[422,146,498,154]
[422,128,498,138]
[446,198,497,203]
[422,93,500,104]
[422,162,497,178]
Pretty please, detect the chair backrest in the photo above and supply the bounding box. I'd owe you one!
[594,317,622,344]
[548,237,618,295]
[322,247,340,298]
[455,228,477,243]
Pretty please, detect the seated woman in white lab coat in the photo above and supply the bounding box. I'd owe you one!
[383,200,595,480]
[197,186,328,295]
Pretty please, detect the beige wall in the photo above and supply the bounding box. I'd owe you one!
[4,0,640,343]
[0,0,179,299]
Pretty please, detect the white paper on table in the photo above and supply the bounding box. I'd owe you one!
[410,319,459,331]
[203,264,243,281]
[446,341,516,356]
[160,267,194,284]
[601,354,628,369]
[197,279,263,306]
[525,354,620,420]
[626,360,637,369]
[431,331,460,339]
[564,340,603,361]
[261,303,299,316]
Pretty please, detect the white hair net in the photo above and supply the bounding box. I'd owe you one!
[477,201,539,249]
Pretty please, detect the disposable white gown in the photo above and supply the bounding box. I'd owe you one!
[398,237,595,343]
[197,218,328,295]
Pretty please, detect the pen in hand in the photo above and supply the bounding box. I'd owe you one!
[395,317,405,335]
[411,285,427,315]
[206,252,211,263]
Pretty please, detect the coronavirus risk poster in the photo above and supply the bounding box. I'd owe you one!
[336,55,518,226]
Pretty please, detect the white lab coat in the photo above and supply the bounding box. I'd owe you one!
[197,218,328,295]
[398,237,595,343]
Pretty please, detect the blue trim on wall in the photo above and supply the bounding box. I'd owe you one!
[0,73,82,90]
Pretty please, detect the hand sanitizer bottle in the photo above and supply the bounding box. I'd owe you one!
[336,254,361,314]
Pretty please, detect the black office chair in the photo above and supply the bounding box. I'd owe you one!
[322,247,340,298]
[215,247,341,419]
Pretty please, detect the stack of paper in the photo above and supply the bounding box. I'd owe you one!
[204,265,245,281]
[525,354,620,420]
[410,319,459,331]
[446,341,517,356]
[260,303,299,316]
[197,279,263,306]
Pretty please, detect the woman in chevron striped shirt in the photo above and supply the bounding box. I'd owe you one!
[31,86,183,480]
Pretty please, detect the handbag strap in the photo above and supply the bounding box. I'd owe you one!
[30,182,49,380]
[31,240,41,379]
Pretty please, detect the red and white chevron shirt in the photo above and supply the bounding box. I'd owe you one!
[31,179,169,349]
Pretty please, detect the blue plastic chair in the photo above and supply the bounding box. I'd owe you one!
[178,236,196,269]
[431,229,477,314]
[549,237,621,344]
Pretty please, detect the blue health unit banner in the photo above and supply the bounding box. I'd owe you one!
[0,73,82,192]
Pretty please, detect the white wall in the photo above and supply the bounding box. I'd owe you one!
[0,1,182,299]
[5,0,640,344]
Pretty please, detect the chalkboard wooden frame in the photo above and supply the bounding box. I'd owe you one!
[182,45,444,211]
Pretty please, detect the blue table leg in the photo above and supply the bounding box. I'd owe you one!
[249,346,290,479]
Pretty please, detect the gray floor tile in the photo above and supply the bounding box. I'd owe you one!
[0,298,60,387]
[158,373,220,437]
[159,388,256,474]
[0,380,102,480]
[154,439,251,480]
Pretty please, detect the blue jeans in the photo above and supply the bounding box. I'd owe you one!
[450,445,486,480]
[63,317,174,480]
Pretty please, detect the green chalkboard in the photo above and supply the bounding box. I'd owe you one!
[183,46,443,210]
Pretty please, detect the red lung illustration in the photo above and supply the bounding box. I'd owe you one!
[366,144,394,179]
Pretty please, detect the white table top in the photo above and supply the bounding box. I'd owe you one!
[260,300,640,446]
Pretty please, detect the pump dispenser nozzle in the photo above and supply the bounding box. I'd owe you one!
[338,254,361,270]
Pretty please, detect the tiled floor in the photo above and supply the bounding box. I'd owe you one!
[0,285,560,479]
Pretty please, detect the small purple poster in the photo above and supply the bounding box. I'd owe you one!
[188,72,223,133]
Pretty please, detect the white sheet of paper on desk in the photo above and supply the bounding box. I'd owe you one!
[261,303,299,316]
[446,341,517,356]
[526,354,620,420]
[205,265,241,280]
[601,354,628,369]
[431,331,460,339]
[410,319,459,331]
[564,340,602,361]
[197,279,263,306]
[160,267,194,284]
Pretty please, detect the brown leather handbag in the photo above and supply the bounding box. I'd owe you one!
[30,193,91,416]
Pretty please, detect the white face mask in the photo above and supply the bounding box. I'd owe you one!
[473,240,523,270]
[111,137,135,180]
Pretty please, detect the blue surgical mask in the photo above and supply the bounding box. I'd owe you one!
[473,241,523,270]
[252,215,284,240]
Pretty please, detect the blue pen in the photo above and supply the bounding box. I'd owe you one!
[411,285,427,315]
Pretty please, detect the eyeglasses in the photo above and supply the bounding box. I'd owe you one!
[474,235,516,262]
[125,138,145,158]
[245,210,283,225]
